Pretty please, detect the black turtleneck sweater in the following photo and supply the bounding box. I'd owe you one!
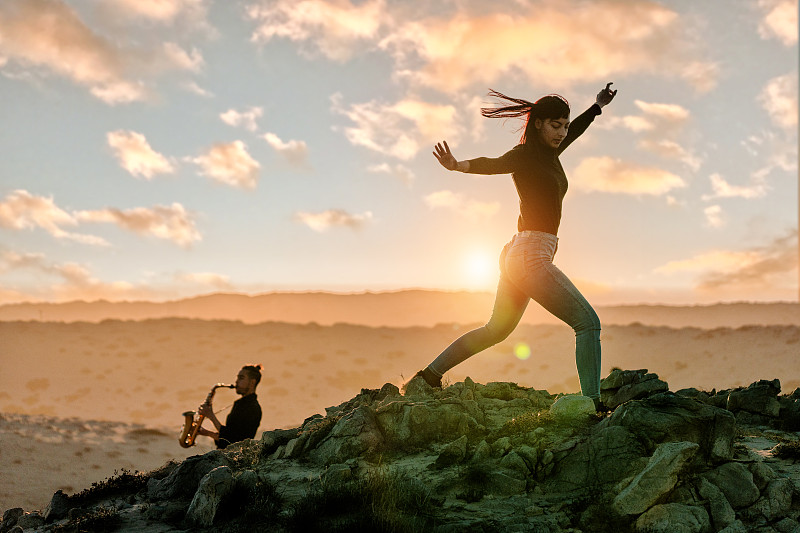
[216,393,262,449]
[465,104,602,235]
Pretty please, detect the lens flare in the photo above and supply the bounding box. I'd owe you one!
[514,342,531,360]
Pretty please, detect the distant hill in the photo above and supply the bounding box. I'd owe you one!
[0,290,797,327]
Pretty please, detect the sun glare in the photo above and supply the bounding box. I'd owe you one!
[462,250,496,290]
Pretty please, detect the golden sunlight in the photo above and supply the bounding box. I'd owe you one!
[462,249,497,290]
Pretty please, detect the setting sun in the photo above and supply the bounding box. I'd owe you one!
[462,250,497,290]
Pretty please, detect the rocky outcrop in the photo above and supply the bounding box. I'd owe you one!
[4,371,800,533]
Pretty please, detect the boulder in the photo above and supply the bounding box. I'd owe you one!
[749,478,794,521]
[613,441,699,516]
[634,503,710,533]
[698,477,736,530]
[500,451,530,479]
[601,369,669,409]
[726,379,781,417]
[14,512,44,531]
[750,461,779,491]
[605,392,736,462]
[702,462,760,509]
[185,466,234,528]
[0,509,23,533]
[147,450,233,501]
[718,521,749,533]
[547,425,646,492]
[549,395,596,421]
[42,490,72,522]
[308,405,384,465]
[435,435,468,468]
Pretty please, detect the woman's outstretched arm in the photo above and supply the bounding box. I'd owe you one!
[557,82,618,154]
[434,140,523,175]
[434,141,470,172]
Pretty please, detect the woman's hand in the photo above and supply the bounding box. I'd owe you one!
[596,82,617,108]
[433,141,458,171]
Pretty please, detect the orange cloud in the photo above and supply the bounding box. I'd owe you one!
[294,209,373,232]
[108,0,205,23]
[262,133,310,167]
[174,271,233,290]
[656,230,798,292]
[192,141,261,189]
[381,1,716,93]
[331,93,458,159]
[76,203,201,247]
[571,157,687,195]
[758,0,798,46]
[424,190,500,220]
[368,163,415,185]
[0,190,107,245]
[759,73,798,130]
[220,107,264,132]
[247,0,386,61]
[703,173,768,201]
[107,130,176,179]
[0,0,206,104]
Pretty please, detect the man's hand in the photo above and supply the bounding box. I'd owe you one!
[596,82,617,108]
[198,402,213,417]
[433,141,458,171]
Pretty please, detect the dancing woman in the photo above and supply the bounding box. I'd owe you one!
[412,83,618,407]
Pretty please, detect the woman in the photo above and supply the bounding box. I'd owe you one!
[412,83,617,407]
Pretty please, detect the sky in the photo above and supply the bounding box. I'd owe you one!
[0,0,797,306]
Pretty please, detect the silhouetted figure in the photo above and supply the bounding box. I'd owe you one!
[198,364,263,448]
[412,84,618,407]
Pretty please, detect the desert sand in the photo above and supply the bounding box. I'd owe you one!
[1,295,799,513]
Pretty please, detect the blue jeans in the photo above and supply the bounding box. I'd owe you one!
[428,231,602,398]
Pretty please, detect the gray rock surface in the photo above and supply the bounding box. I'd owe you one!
[185,465,234,527]
[613,441,699,515]
[634,503,710,533]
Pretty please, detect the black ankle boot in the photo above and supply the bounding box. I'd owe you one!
[414,367,442,388]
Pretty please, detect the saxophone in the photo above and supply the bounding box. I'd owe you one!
[178,383,235,448]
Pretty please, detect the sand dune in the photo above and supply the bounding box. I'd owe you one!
[1,291,797,328]
[2,313,799,513]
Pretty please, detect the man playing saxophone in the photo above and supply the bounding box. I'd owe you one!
[197,364,263,449]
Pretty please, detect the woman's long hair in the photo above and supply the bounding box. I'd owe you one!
[481,89,570,145]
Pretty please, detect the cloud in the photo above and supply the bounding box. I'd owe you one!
[220,107,264,132]
[758,73,798,130]
[703,205,724,228]
[0,249,156,302]
[0,0,206,104]
[262,132,310,166]
[247,0,386,61]
[656,230,798,291]
[603,100,700,170]
[192,141,261,189]
[0,190,107,245]
[107,0,206,24]
[703,172,768,200]
[162,42,205,73]
[0,190,201,247]
[76,203,201,247]
[294,209,373,232]
[174,271,232,289]
[182,80,214,97]
[423,190,500,220]
[368,163,415,185]
[571,157,687,195]
[332,93,458,159]
[107,130,176,179]
[758,0,798,46]
[379,1,717,93]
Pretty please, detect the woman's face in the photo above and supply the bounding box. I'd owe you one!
[535,116,570,148]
